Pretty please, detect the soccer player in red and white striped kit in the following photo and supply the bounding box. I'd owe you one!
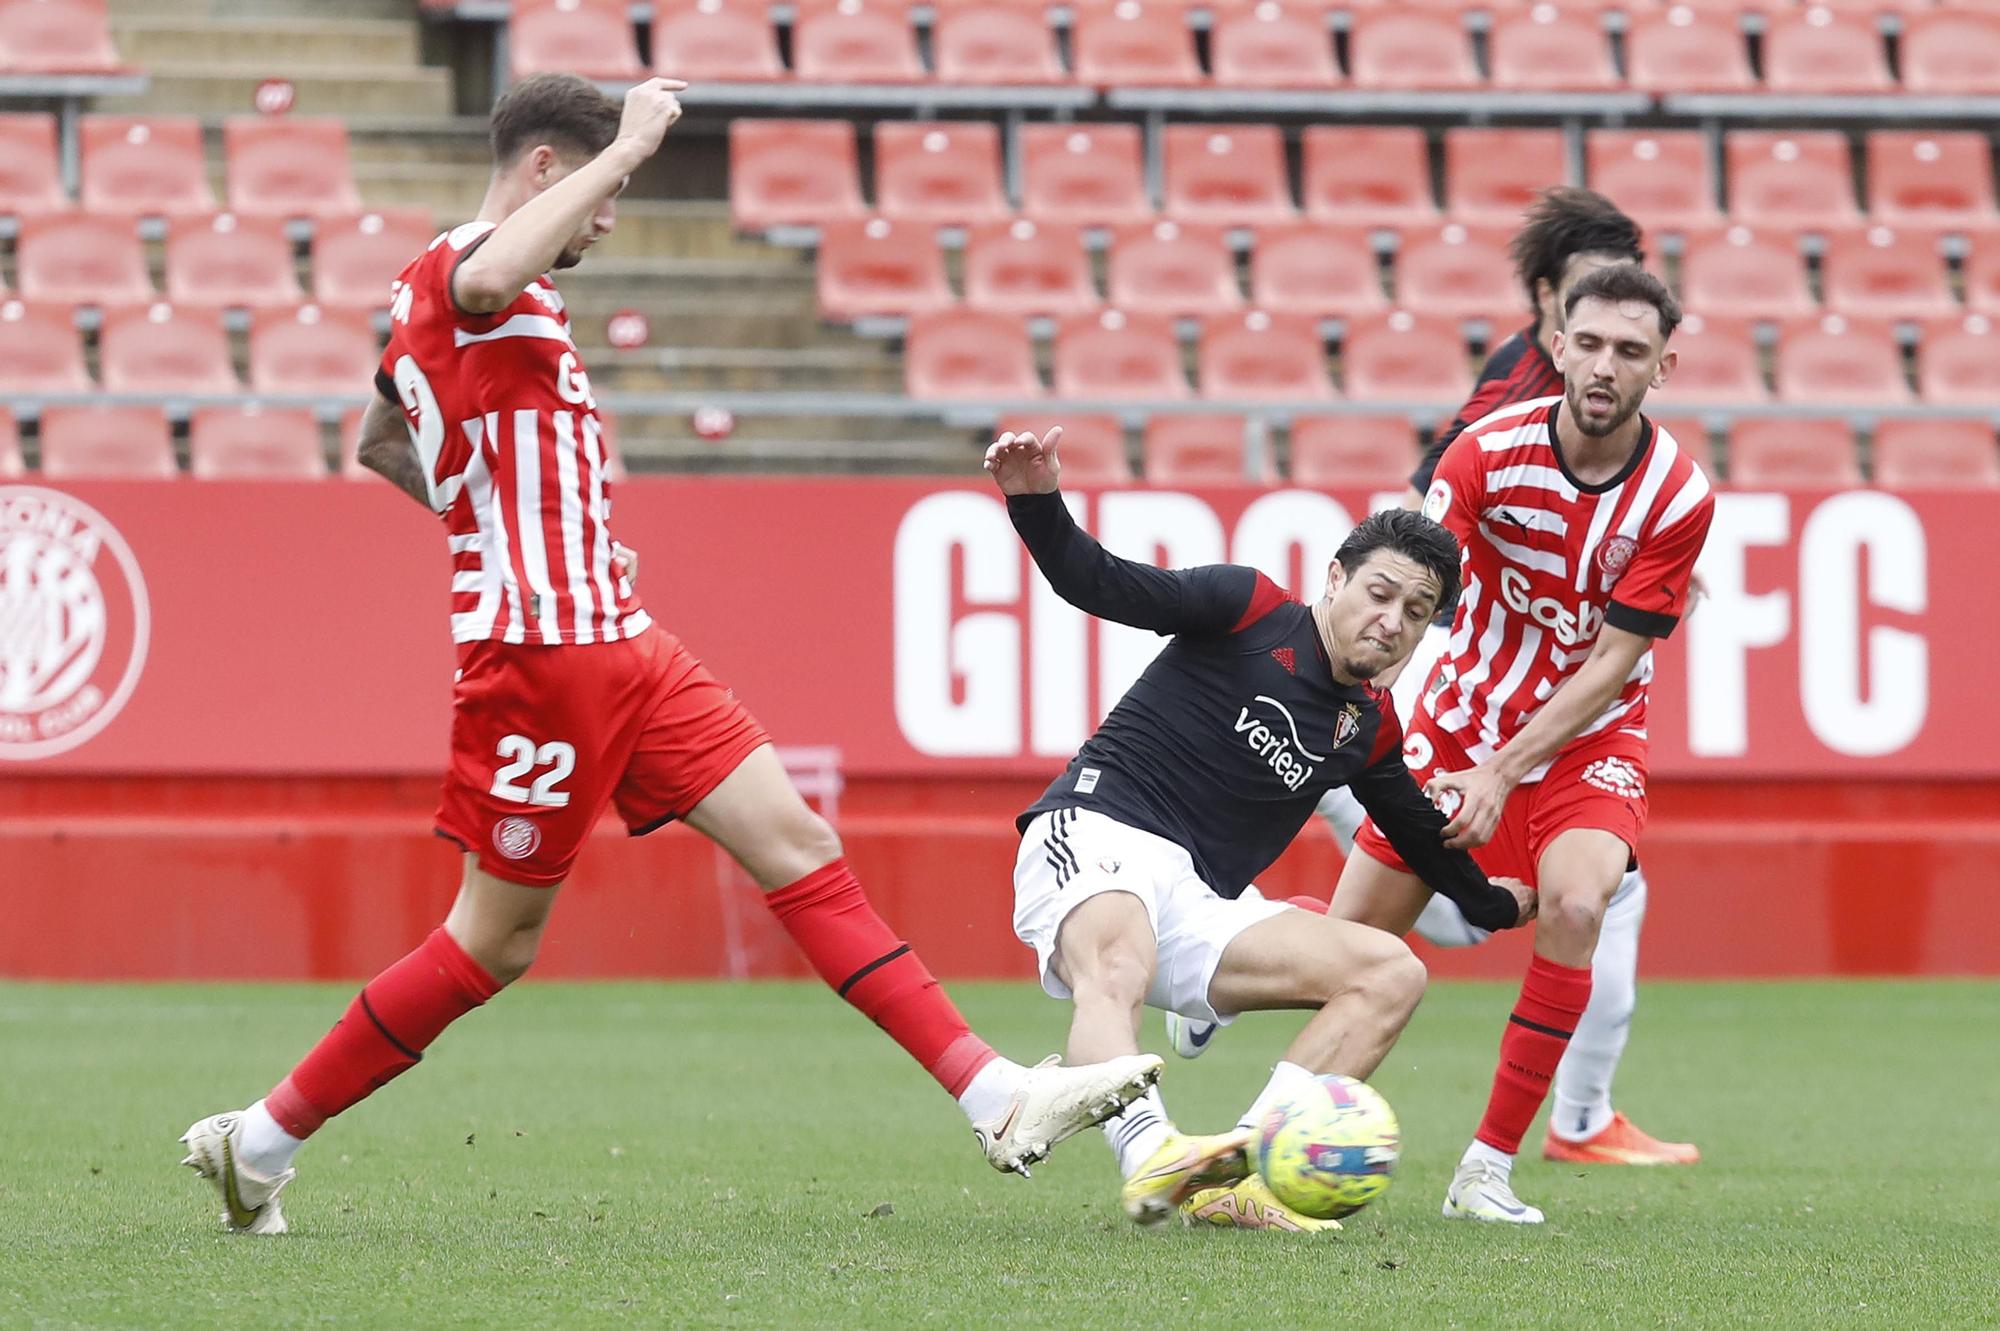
[178,74,1160,1235]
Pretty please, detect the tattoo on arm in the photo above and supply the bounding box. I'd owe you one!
[355,395,433,510]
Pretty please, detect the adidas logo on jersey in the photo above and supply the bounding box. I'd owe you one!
[1270,647,1295,674]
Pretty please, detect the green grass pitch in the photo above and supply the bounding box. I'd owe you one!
[3,979,1996,1329]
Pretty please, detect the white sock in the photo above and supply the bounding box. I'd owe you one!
[1412,892,1492,948]
[1462,1138,1514,1174]
[237,1099,305,1178]
[955,1056,1027,1125]
[1235,1060,1320,1135]
[1102,1087,1174,1179]
[1550,867,1646,1142]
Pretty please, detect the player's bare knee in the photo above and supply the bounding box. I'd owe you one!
[794,810,843,866]
[1540,891,1606,947]
[1338,934,1426,1017]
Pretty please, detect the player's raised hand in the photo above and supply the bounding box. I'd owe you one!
[615,78,687,160]
[1426,762,1513,850]
[983,425,1063,496]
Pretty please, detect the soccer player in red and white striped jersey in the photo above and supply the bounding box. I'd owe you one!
[178,74,1160,1236]
[1336,265,1715,1224]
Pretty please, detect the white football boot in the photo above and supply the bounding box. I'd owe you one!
[1441,1158,1545,1224]
[1163,1010,1219,1059]
[179,1110,294,1235]
[973,1053,1164,1176]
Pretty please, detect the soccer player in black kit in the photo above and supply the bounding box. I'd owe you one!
[986,425,1535,1232]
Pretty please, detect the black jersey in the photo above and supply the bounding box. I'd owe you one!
[1410,325,1564,494]
[1010,491,1519,931]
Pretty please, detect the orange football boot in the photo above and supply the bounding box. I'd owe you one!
[1544,1111,1699,1165]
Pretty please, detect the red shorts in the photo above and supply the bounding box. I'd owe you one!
[1353,706,1648,889]
[436,626,770,887]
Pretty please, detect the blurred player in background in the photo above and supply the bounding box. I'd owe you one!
[177,74,1160,1236]
[1336,265,1713,1223]
[1188,190,1696,1172]
[988,426,1534,1232]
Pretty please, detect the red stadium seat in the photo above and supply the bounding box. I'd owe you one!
[508,0,644,80]
[0,406,20,478]
[933,2,1065,84]
[0,299,87,393]
[1623,6,1755,94]
[1657,312,1767,405]
[962,219,1099,320]
[1107,221,1242,318]
[38,405,176,479]
[78,116,215,220]
[1965,243,2000,318]
[248,304,380,397]
[0,112,64,218]
[1648,414,1715,470]
[996,412,1131,483]
[1248,223,1386,319]
[14,213,152,306]
[1393,222,1517,323]
[1725,132,1859,232]
[98,302,241,395]
[1820,227,1954,321]
[1287,414,1417,488]
[1587,130,1721,234]
[1070,0,1202,88]
[224,117,364,220]
[1301,126,1436,228]
[1162,124,1295,226]
[1865,133,1997,234]
[1899,12,2000,96]
[1019,123,1151,228]
[903,308,1042,398]
[1871,417,2000,488]
[1348,10,1480,90]
[1053,309,1190,400]
[166,212,302,309]
[1487,5,1620,92]
[1726,417,1861,488]
[0,0,127,74]
[1678,227,1814,322]
[1774,314,1909,406]
[1198,310,1334,401]
[814,216,952,322]
[1763,8,1892,93]
[1210,0,1341,90]
[1341,310,1472,402]
[1143,415,1273,484]
[875,121,1008,228]
[651,0,783,82]
[1916,314,2000,406]
[313,208,436,311]
[792,0,923,83]
[189,404,328,479]
[728,120,865,232]
[1444,129,1567,228]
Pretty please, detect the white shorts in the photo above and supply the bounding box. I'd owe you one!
[1013,808,1292,1025]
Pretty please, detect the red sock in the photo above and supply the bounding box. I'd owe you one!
[264,927,501,1138]
[1286,894,1329,914]
[765,859,995,1097]
[1475,954,1593,1154]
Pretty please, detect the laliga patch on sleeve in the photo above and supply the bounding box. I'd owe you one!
[1422,479,1452,522]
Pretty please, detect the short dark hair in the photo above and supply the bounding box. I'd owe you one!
[1510,187,1644,313]
[1336,509,1461,611]
[490,73,621,166]
[1562,263,1683,342]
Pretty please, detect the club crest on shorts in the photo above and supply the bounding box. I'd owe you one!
[1333,703,1362,750]
[492,815,542,861]
[1596,535,1639,589]
[1580,757,1644,799]
[0,486,151,761]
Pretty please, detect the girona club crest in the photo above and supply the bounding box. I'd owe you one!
[0,487,150,760]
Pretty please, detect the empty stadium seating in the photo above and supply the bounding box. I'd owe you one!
[224,117,364,220]
[1347,10,1479,91]
[962,219,1099,320]
[1198,311,1334,401]
[0,407,19,478]
[14,212,152,305]
[165,213,303,309]
[1487,6,1619,92]
[1071,0,1202,89]
[875,122,1008,228]
[1106,221,1241,318]
[933,2,1065,85]
[729,120,864,232]
[509,0,644,81]
[248,305,381,396]
[1660,313,1768,405]
[1248,223,1385,320]
[0,112,64,218]
[0,0,127,75]
[1865,132,1997,234]
[815,216,952,321]
[1162,124,1295,227]
[1819,227,1955,320]
[1286,414,1417,488]
[1341,310,1472,402]
[1624,7,1755,95]
[995,413,1131,482]
[1727,417,1862,487]
[1679,227,1816,322]
[79,116,214,219]
[1915,315,2000,407]
[1762,8,1893,95]
[1445,129,1567,228]
[1053,309,1190,399]
[0,299,88,394]
[1586,130,1722,233]
[1209,0,1341,91]
[312,209,437,311]
[904,308,1041,398]
[651,0,784,82]
[97,303,241,395]
[1019,123,1151,228]
[1302,127,1436,228]
[189,404,329,479]
[1393,223,1517,323]
[1725,132,1860,231]
[1143,415,1273,484]
[1774,315,1910,406]
[793,0,923,84]
[38,405,176,479]
[1871,418,2000,488]
[1899,12,2000,96]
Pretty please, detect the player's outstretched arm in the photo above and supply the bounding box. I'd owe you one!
[1347,760,1534,930]
[453,78,686,313]
[355,393,434,509]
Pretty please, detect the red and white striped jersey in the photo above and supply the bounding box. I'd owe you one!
[1417,396,1714,780]
[378,220,648,646]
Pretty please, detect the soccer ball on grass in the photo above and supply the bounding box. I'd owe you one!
[1254,1074,1400,1220]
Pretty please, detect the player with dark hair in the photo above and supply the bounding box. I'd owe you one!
[986,426,1535,1232]
[1335,264,1713,1223]
[176,74,1161,1235]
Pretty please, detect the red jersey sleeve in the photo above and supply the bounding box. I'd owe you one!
[1605,481,1715,638]
[1418,429,1486,555]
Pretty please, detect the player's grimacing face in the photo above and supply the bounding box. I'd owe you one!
[1323,551,1442,681]
[1555,297,1672,438]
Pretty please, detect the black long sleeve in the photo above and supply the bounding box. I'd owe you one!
[1348,758,1523,932]
[1007,491,1258,636]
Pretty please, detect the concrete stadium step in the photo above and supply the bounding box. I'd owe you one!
[611,417,974,474]
[108,0,415,17]
[110,19,420,68]
[595,346,902,394]
[94,63,453,117]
